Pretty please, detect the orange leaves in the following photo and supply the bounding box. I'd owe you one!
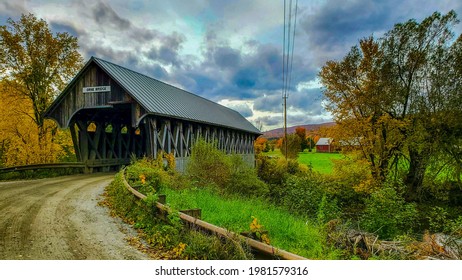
[139,174,146,185]
[254,137,268,154]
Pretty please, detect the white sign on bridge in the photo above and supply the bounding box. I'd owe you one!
[83,86,111,93]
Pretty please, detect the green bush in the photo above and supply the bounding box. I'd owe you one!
[227,154,269,197]
[256,155,304,186]
[186,139,268,197]
[256,155,289,186]
[271,174,340,222]
[428,206,462,235]
[361,182,418,239]
[280,134,301,159]
[186,139,231,188]
[317,194,341,225]
[428,206,449,233]
[125,157,172,194]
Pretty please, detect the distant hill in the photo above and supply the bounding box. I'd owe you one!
[262,122,335,139]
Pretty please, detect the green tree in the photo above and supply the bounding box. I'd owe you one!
[380,11,461,198]
[0,13,83,159]
[294,126,308,152]
[319,11,462,199]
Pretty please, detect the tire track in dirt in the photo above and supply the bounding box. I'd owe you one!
[0,174,150,260]
[0,177,80,214]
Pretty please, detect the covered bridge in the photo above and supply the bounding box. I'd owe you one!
[45,57,261,171]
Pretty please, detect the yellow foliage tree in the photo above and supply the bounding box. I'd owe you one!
[0,81,74,166]
[0,13,82,165]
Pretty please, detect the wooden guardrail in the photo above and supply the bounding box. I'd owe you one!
[0,162,86,173]
[0,159,131,174]
[121,168,307,260]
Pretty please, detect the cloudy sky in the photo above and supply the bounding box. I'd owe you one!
[1,0,461,131]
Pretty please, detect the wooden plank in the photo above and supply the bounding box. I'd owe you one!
[180,208,202,219]
[69,122,81,161]
[0,162,85,173]
[158,194,166,204]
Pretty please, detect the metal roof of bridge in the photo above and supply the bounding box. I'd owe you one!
[92,57,260,134]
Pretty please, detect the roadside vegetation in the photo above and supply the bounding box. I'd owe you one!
[105,136,462,259]
[105,141,343,259]
[104,155,255,260]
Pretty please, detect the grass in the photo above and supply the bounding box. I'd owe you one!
[160,185,341,259]
[263,149,343,174]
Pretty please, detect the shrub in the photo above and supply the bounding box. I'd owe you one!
[330,154,377,194]
[428,206,462,235]
[269,173,340,222]
[361,182,418,239]
[125,157,172,194]
[256,155,304,186]
[316,194,341,225]
[186,139,231,188]
[186,139,268,197]
[428,206,449,233]
[227,154,269,197]
[256,155,288,186]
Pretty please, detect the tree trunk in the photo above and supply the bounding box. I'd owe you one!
[405,148,428,201]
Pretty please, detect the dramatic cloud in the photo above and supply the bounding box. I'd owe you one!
[253,94,282,113]
[254,115,281,128]
[220,101,254,118]
[0,1,27,21]
[92,0,131,30]
[1,0,461,131]
[49,21,82,38]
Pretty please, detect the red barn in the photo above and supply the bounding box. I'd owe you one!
[315,138,334,153]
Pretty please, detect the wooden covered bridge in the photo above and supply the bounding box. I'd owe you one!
[44,57,261,171]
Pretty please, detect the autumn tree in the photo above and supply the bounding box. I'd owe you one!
[381,11,462,197]
[280,134,301,159]
[0,80,74,166]
[320,37,400,183]
[0,13,83,162]
[320,11,462,199]
[294,127,308,152]
[254,137,268,154]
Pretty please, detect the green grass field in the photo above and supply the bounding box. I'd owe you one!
[161,186,339,259]
[263,149,343,174]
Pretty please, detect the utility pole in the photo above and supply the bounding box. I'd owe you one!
[283,95,288,159]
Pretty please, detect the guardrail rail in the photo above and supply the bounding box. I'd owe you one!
[121,168,307,260]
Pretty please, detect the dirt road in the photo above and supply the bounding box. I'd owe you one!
[0,173,150,260]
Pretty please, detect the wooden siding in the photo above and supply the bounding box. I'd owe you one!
[316,144,333,153]
[47,62,130,128]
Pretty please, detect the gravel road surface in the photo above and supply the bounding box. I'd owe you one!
[0,173,150,260]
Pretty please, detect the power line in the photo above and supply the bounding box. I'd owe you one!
[288,0,298,99]
[282,0,298,159]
